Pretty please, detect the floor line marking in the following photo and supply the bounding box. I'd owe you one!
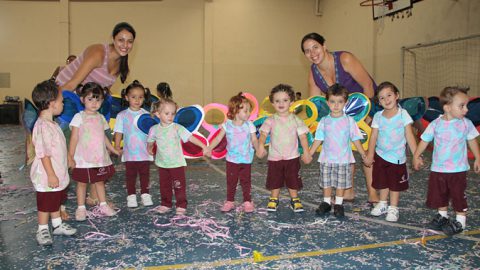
[203,158,480,242]
[143,232,479,270]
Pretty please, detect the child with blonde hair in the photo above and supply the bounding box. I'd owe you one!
[308,84,369,218]
[31,79,77,245]
[414,86,480,235]
[69,82,120,221]
[257,84,312,212]
[206,92,259,212]
[114,80,153,208]
[147,98,208,215]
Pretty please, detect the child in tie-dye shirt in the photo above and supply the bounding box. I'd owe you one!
[69,82,120,221]
[114,80,153,208]
[367,82,418,222]
[257,84,312,213]
[206,92,259,213]
[147,98,208,215]
[414,86,480,235]
[308,84,368,218]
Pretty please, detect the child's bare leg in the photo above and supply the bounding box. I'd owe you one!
[270,188,280,198]
[38,211,49,226]
[86,184,99,206]
[364,165,379,203]
[94,181,107,203]
[343,164,355,200]
[389,191,399,207]
[76,182,87,206]
[60,205,69,220]
[379,188,389,203]
[287,188,298,198]
[323,187,332,200]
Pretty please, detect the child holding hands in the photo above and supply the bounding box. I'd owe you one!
[368,82,418,222]
[257,84,312,212]
[113,80,154,208]
[30,80,77,245]
[413,86,480,235]
[206,92,259,213]
[308,84,369,217]
[147,98,208,215]
[69,82,120,221]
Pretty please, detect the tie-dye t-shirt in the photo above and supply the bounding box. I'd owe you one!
[314,114,362,164]
[222,120,256,164]
[147,123,191,168]
[259,113,309,161]
[70,111,113,168]
[371,107,413,164]
[421,116,479,173]
[30,118,70,192]
[113,108,153,162]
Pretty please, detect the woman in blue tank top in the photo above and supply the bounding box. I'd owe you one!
[301,32,379,205]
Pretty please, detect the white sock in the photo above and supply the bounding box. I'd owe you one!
[38,224,49,231]
[438,210,448,218]
[378,200,388,206]
[78,205,86,209]
[323,197,331,205]
[99,202,107,206]
[60,205,66,211]
[335,196,343,205]
[456,215,466,229]
[51,217,62,228]
[389,205,398,209]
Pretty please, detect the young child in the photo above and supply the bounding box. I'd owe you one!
[68,82,120,221]
[257,84,312,212]
[367,82,418,222]
[308,84,368,217]
[147,98,208,215]
[156,82,172,99]
[114,81,153,208]
[30,80,77,245]
[206,92,259,213]
[413,86,480,235]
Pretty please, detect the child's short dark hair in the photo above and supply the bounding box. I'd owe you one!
[269,84,295,103]
[375,81,400,103]
[156,82,172,99]
[439,86,469,107]
[78,82,108,101]
[32,79,59,111]
[121,80,151,107]
[326,83,349,102]
[227,92,252,120]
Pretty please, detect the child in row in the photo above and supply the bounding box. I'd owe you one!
[367,82,418,222]
[69,82,120,221]
[206,92,259,213]
[307,84,369,218]
[414,86,480,235]
[147,98,209,215]
[30,80,77,245]
[257,84,312,212]
[113,81,153,208]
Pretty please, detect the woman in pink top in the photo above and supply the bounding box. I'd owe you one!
[55,22,136,91]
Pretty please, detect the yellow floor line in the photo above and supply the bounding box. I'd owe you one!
[143,230,480,270]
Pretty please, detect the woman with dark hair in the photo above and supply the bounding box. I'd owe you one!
[55,22,136,211]
[56,22,136,91]
[301,32,379,205]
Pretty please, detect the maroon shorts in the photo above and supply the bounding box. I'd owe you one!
[37,190,65,212]
[266,157,302,190]
[372,153,409,192]
[426,171,468,212]
[72,164,115,183]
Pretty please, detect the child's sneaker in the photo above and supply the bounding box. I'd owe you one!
[141,193,153,206]
[290,198,305,213]
[370,202,388,216]
[52,223,77,236]
[243,201,255,213]
[221,201,235,212]
[267,197,279,212]
[99,204,117,217]
[333,204,345,217]
[315,202,332,215]
[75,207,87,221]
[36,228,53,246]
[429,213,449,230]
[386,206,399,222]
[441,219,463,236]
[176,207,186,216]
[154,205,171,214]
[127,194,138,208]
